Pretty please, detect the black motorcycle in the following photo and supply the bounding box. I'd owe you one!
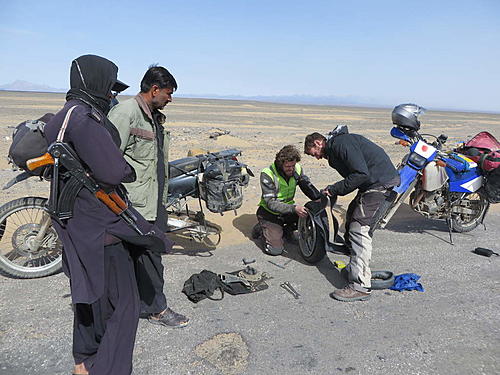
[0,149,251,278]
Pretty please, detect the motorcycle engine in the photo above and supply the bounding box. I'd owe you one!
[410,186,447,218]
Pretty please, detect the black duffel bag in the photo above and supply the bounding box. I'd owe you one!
[182,270,225,303]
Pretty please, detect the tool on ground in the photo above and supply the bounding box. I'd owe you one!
[334,260,346,269]
[473,247,499,257]
[280,281,300,299]
[220,273,251,287]
[242,266,257,275]
[242,258,256,265]
[267,260,285,269]
[267,259,293,269]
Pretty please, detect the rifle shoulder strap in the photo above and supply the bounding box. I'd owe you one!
[56,105,78,142]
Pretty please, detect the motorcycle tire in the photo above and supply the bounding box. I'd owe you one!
[450,193,490,233]
[0,197,63,279]
[298,214,326,264]
[370,270,395,290]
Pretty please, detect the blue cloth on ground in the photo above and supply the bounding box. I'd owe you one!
[389,273,424,292]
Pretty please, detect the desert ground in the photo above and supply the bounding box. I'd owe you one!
[0,91,499,374]
[1,91,499,245]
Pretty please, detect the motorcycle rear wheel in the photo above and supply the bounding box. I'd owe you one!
[0,197,63,278]
[450,193,489,233]
[298,214,326,264]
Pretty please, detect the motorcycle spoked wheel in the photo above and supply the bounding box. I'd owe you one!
[187,223,221,247]
[0,197,63,278]
[298,214,326,264]
[450,193,490,233]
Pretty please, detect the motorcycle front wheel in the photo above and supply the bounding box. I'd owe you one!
[298,214,325,264]
[450,193,490,233]
[0,197,63,278]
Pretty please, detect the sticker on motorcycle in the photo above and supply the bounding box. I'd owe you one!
[459,176,483,192]
[413,140,437,159]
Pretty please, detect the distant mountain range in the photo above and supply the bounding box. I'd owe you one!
[2,80,497,113]
[0,80,381,107]
[178,93,384,107]
[0,80,65,93]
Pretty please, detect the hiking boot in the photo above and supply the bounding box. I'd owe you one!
[330,285,371,302]
[148,308,189,328]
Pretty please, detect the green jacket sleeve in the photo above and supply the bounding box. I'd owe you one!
[108,105,133,152]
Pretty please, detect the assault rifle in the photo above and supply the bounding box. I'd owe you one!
[26,142,144,235]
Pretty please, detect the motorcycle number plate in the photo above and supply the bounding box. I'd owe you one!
[413,140,436,159]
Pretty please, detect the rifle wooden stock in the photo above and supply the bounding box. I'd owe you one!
[26,153,54,171]
[95,190,124,215]
[108,191,128,211]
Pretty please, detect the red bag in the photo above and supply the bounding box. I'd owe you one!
[458,132,500,172]
[479,150,500,172]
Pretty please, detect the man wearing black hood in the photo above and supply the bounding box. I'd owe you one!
[304,126,399,302]
[44,55,172,375]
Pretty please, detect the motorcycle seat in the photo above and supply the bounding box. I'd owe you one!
[168,156,202,179]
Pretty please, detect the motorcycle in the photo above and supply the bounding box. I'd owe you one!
[0,149,251,278]
[374,106,490,242]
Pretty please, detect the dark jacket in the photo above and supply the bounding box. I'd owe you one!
[325,126,399,196]
[44,100,172,304]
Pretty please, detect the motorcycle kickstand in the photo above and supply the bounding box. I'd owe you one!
[446,217,454,245]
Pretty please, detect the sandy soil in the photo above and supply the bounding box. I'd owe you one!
[0,91,499,250]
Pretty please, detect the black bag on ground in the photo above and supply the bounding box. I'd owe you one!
[181,270,224,303]
[8,113,54,175]
[201,158,246,213]
[482,167,500,204]
[182,269,269,303]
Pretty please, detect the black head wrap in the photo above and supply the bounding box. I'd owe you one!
[66,54,125,146]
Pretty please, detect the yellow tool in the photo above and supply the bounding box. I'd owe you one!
[334,260,346,269]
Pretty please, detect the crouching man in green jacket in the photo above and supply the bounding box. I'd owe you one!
[254,145,317,256]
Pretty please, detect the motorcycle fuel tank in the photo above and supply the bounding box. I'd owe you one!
[422,162,448,191]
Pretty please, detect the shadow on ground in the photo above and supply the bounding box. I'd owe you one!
[168,220,222,257]
[232,214,257,240]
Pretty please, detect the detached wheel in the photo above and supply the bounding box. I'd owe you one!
[451,193,489,233]
[0,197,63,278]
[298,214,325,264]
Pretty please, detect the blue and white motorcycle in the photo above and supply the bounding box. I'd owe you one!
[375,104,489,240]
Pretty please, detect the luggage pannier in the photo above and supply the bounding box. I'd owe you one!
[201,158,248,213]
[482,167,500,204]
[455,131,500,204]
[8,113,54,176]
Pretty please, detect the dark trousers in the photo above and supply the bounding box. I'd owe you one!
[135,250,168,317]
[256,206,298,250]
[73,242,139,375]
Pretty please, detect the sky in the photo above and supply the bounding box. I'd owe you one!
[0,0,499,112]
